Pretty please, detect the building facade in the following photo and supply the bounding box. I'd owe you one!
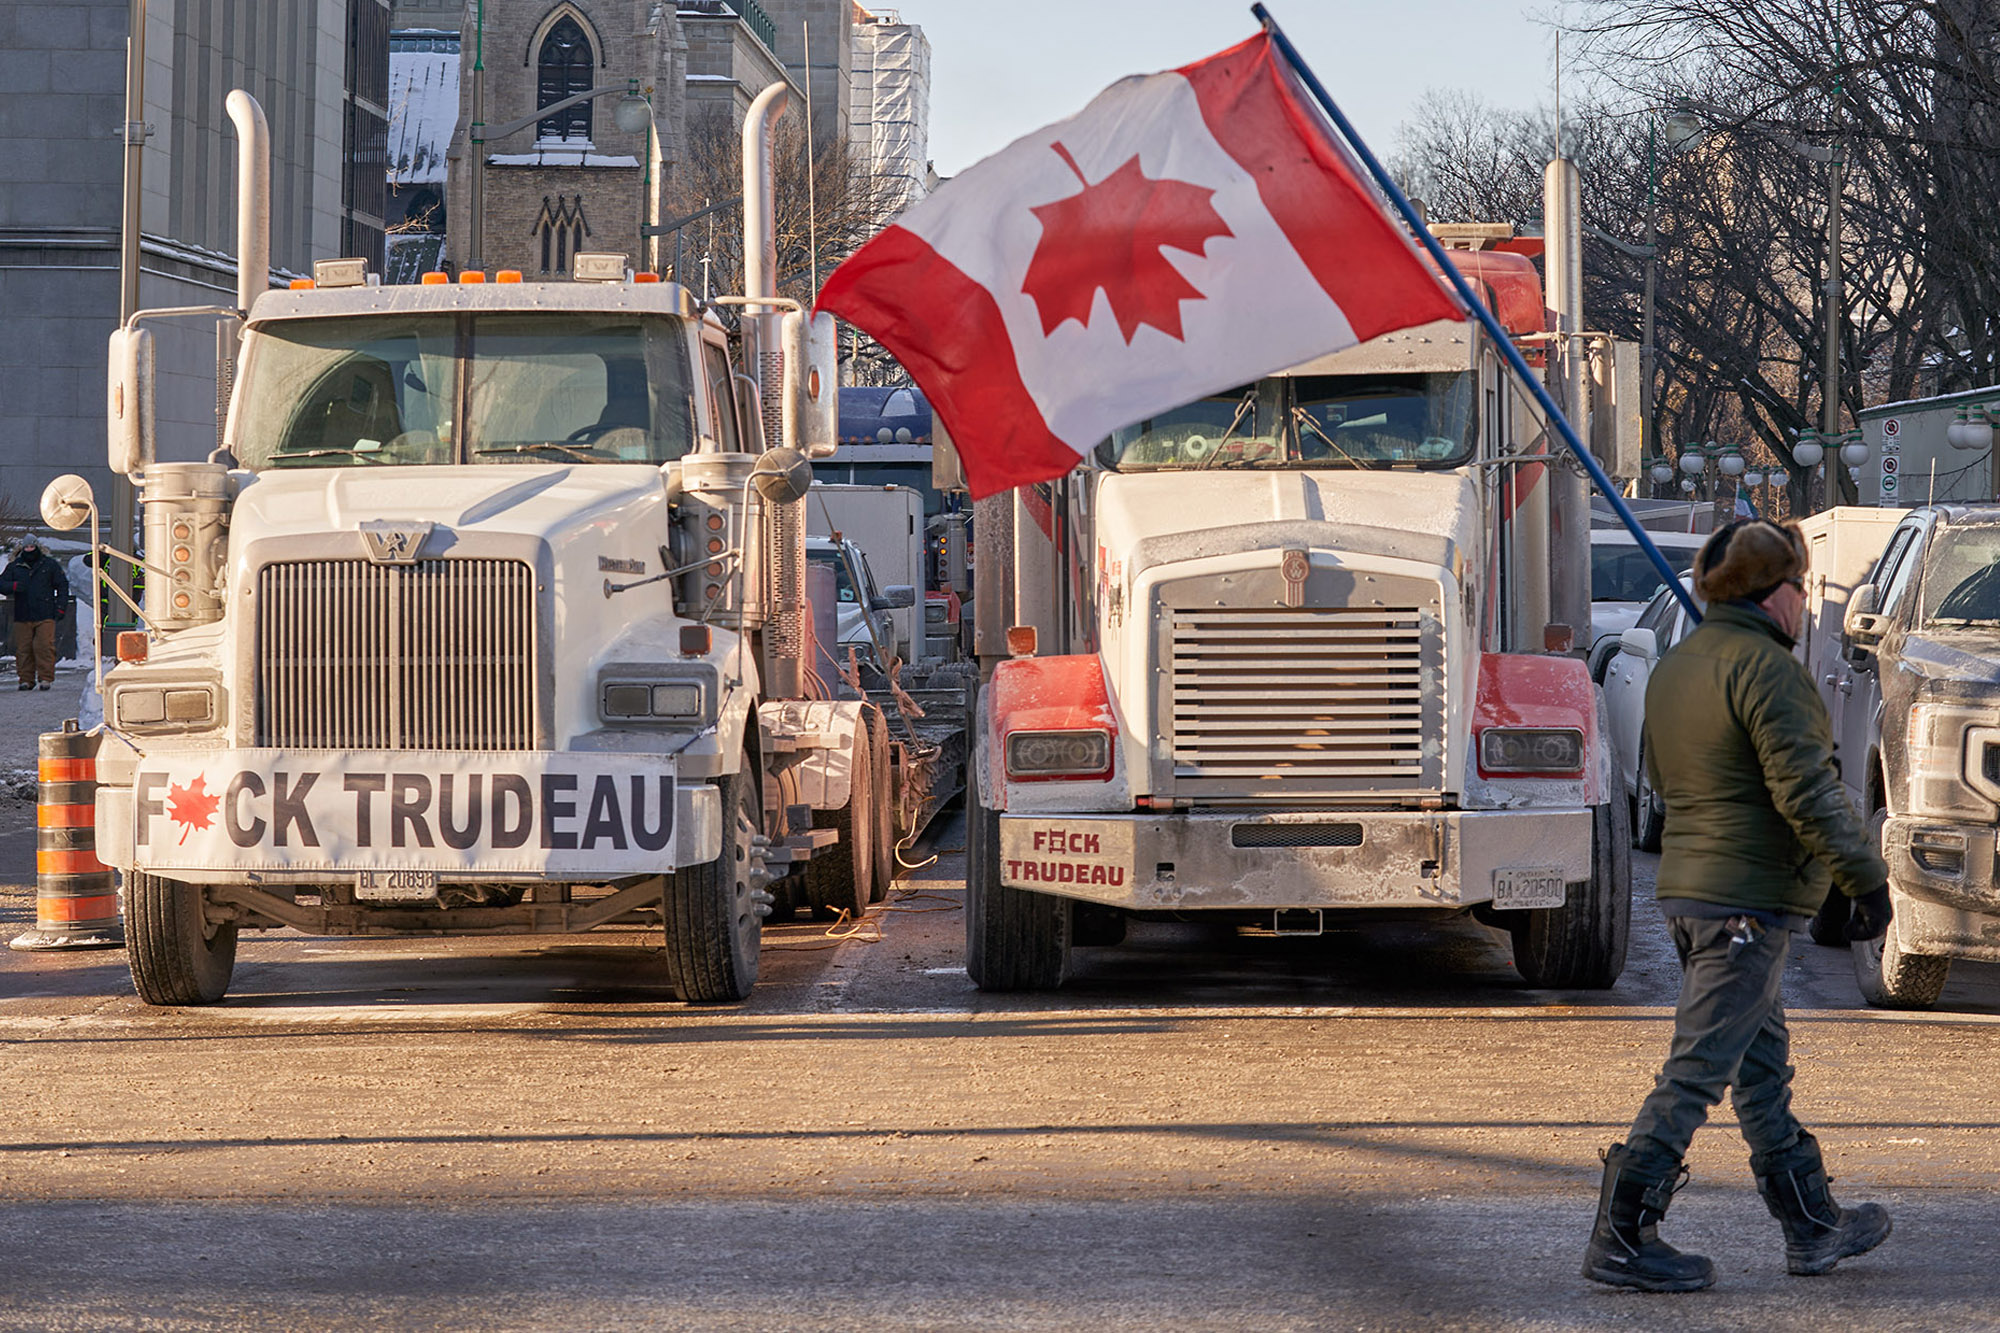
[444,0,807,279]
[0,0,383,513]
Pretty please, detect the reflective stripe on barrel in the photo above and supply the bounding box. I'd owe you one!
[30,726,117,938]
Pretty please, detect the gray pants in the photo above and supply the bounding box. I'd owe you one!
[1624,914,1805,1174]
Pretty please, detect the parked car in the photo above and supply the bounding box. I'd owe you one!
[1602,574,1701,852]
[1812,504,2000,1008]
[1588,529,1707,681]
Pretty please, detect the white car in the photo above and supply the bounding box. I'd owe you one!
[1589,529,1707,681]
[1603,574,1703,851]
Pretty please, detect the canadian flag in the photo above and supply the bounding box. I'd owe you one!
[817,32,1465,499]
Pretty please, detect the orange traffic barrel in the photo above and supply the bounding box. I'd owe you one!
[9,723,121,951]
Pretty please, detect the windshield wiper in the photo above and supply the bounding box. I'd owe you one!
[1195,389,1261,471]
[471,442,600,462]
[268,448,385,464]
[1292,409,1372,468]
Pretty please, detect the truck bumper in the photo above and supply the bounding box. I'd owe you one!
[1883,815,2000,962]
[996,808,1592,911]
[95,751,720,886]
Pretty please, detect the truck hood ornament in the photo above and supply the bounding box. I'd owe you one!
[358,520,435,564]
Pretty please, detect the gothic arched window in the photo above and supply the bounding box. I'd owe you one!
[536,16,594,142]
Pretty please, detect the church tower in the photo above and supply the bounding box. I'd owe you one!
[446,1,690,276]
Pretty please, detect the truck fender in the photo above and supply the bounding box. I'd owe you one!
[980,653,1130,815]
[758,699,867,811]
[1463,651,1610,808]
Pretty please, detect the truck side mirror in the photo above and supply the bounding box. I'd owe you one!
[1844,583,1886,642]
[1617,626,1659,661]
[107,326,156,475]
[781,309,839,459]
[877,584,917,610]
[39,475,95,531]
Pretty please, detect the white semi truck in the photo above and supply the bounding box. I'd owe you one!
[964,224,1639,990]
[47,86,897,1006]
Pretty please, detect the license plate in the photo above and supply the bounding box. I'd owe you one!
[355,869,440,902]
[1492,866,1566,910]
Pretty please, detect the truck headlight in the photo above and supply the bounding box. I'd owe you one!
[112,684,217,731]
[599,670,715,727]
[1479,727,1584,774]
[1005,729,1112,779]
[1908,703,1997,821]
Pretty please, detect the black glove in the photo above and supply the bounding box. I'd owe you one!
[1847,884,1894,943]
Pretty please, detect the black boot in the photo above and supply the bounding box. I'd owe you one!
[1752,1131,1891,1275]
[1582,1143,1717,1292]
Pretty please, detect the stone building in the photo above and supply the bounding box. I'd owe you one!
[443,0,801,278]
[0,1,385,511]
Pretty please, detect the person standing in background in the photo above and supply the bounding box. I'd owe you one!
[0,538,73,691]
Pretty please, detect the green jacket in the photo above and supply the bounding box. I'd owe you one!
[1643,600,1887,916]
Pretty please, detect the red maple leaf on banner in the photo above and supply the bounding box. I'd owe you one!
[1022,143,1234,343]
[166,775,220,846]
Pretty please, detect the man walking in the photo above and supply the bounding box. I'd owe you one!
[0,538,72,691]
[1583,519,1893,1292]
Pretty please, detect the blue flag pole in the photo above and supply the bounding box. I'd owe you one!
[1250,3,1703,625]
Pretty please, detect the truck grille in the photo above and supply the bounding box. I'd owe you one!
[1169,607,1443,794]
[254,559,538,750]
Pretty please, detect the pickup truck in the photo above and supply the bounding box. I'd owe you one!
[1812,503,2000,1007]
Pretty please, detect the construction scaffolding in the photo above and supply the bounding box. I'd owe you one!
[849,8,932,209]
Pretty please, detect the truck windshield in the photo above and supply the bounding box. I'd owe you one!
[1920,524,2000,623]
[1096,372,1475,471]
[231,314,698,469]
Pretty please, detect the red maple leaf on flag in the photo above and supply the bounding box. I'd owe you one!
[166,775,220,846]
[1021,143,1234,344]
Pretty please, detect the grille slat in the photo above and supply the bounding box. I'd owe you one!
[1170,605,1442,794]
[256,559,538,750]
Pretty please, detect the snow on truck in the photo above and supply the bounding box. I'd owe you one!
[46,86,911,1006]
[963,218,1641,990]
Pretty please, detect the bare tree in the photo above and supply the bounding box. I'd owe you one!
[666,111,909,385]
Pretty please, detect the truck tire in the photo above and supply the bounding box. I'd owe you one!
[804,726,874,920]
[965,773,1070,991]
[1632,744,1665,854]
[1511,799,1630,990]
[126,872,236,1006]
[866,707,896,901]
[662,768,763,1003]
[1853,912,1950,1009]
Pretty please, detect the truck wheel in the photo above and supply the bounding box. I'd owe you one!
[126,872,236,1006]
[804,726,874,920]
[866,707,896,901]
[1853,911,1950,1009]
[1632,745,1665,853]
[662,768,763,1003]
[965,773,1070,991]
[1511,799,1630,989]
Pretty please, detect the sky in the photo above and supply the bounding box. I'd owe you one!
[888,0,1560,178]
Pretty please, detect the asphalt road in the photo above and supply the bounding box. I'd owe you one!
[6,796,2000,1331]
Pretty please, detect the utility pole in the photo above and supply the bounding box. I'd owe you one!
[112,0,147,618]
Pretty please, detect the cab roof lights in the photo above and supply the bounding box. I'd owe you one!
[421,271,448,284]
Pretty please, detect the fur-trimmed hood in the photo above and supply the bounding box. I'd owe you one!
[1693,520,1807,604]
